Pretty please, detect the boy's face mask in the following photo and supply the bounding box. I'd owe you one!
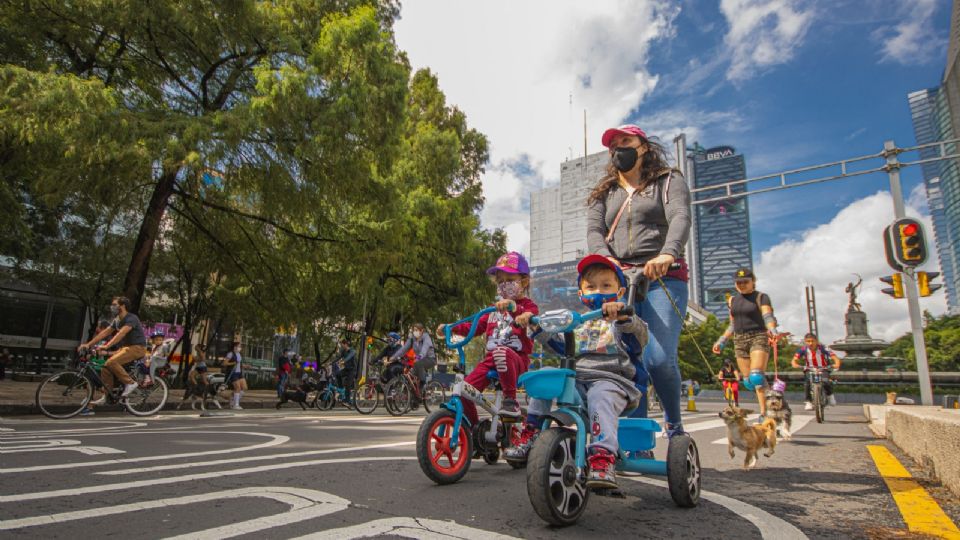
[579,292,620,310]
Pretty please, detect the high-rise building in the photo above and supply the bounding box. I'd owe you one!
[688,145,753,318]
[907,88,958,312]
[905,0,960,314]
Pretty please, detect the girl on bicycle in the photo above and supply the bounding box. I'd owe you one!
[717,359,740,406]
[436,251,539,422]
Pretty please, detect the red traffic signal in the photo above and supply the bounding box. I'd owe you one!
[884,218,928,269]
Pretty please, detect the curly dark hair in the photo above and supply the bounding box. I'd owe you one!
[587,136,677,205]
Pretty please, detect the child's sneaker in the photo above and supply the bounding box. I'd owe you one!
[804,401,813,410]
[586,448,618,490]
[504,426,539,463]
[499,398,522,418]
[79,407,95,416]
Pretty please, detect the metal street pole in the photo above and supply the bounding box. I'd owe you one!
[884,140,933,406]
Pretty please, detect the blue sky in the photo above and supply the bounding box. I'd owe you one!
[394,0,952,342]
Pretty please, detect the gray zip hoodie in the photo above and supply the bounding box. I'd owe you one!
[586,170,692,265]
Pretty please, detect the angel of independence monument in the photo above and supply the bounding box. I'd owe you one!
[829,277,900,371]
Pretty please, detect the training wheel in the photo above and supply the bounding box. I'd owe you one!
[666,434,701,508]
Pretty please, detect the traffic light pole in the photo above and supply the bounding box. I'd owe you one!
[884,140,933,406]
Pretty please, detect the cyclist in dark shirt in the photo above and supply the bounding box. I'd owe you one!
[716,360,741,406]
[78,296,147,404]
[376,332,403,384]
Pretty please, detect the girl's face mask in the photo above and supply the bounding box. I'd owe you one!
[497,280,523,300]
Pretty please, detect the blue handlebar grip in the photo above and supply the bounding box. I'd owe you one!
[444,306,497,371]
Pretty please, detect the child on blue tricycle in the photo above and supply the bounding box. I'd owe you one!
[517,254,701,525]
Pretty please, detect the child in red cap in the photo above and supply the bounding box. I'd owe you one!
[436,251,539,422]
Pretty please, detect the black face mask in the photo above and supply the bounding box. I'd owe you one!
[612,146,639,172]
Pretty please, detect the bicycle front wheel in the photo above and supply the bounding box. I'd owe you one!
[422,380,446,413]
[36,371,93,419]
[385,379,412,416]
[354,382,379,415]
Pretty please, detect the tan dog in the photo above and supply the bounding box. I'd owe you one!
[719,405,777,469]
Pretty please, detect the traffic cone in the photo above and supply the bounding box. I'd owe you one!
[686,383,697,412]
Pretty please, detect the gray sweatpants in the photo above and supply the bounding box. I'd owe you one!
[528,379,629,454]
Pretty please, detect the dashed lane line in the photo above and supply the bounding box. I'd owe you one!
[0,430,288,474]
[99,440,416,476]
[867,445,960,539]
[0,456,416,503]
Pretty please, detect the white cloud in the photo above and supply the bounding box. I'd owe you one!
[755,185,947,348]
[394,1,680,256]
[873,0,945,65]
[719,0,815,81]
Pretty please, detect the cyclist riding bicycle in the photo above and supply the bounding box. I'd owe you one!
[791,333,842,410]
[78,296,147,405]
[717,359,740,406]
[376,332,404,384]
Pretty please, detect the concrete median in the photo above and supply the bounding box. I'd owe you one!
[867,404,960,498]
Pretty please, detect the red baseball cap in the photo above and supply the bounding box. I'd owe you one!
[576,254,627,287]
[601,124,647,148]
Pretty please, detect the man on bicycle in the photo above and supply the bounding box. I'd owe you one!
[376,332,404,384]
[791,333,842,410]
[78,296,147,404]
[335,339,357,403]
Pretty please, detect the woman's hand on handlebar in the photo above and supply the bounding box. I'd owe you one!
[643,253,675,280]
[601,301,629,321]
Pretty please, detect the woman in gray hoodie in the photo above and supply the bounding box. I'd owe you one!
[585,124,692,437]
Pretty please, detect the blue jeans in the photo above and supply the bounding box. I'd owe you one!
[632,277,688,429]
[277,372,289,398]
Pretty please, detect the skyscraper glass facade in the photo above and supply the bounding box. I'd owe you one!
[690,145,753,318]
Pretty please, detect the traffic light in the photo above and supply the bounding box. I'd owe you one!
[880,274,904,298]
[884,218,927,269]
[917,271,943,297]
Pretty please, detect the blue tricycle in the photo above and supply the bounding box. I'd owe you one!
[519,272,701,526]
[415,306,526,484]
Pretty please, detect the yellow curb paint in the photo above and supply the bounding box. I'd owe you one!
[867,445,960,539]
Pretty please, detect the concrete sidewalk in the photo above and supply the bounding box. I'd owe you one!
[0,379,288,415]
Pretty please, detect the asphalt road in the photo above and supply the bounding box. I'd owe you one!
[1,401,957,539]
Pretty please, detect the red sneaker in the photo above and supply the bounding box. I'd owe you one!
[504,425,539,463]
[586,448,618,490]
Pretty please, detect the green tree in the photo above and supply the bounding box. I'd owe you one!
[883,311,960,372]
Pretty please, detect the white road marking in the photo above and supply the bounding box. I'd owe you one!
[0,430,289,474]
[710,415,815,445]
[0,486,349,536]
[0,456,415,503]
[0,421,146,435]
[624,477,809,540]
[292,517,521,540]
[1,446,124,455]
[681,418,727,433]
[0,438,83,449]
[99,441,417,476]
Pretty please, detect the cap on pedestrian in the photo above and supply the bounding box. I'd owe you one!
[733,268,755,280]
[576,254,627,288]
[601,124,648,148]
[486,251,530,275]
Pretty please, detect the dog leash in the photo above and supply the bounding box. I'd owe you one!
[653,277,734,407]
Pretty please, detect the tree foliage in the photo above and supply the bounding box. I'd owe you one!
[883,311,960,372]
[1,1,504,354]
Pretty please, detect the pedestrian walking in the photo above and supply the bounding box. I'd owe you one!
[0,348,11,381]
[223,341,246,410]
[585,123,692,436]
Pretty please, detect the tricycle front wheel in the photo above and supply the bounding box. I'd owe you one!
[526,427,589,526]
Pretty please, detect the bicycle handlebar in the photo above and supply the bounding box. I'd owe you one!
[529,305,635,334]
[442,306,498,369]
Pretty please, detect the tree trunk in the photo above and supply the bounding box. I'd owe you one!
[122,167,180,312]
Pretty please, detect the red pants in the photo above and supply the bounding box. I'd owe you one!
[461,346,527,424]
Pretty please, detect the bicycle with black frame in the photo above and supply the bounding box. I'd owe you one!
[35,347,169,419]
